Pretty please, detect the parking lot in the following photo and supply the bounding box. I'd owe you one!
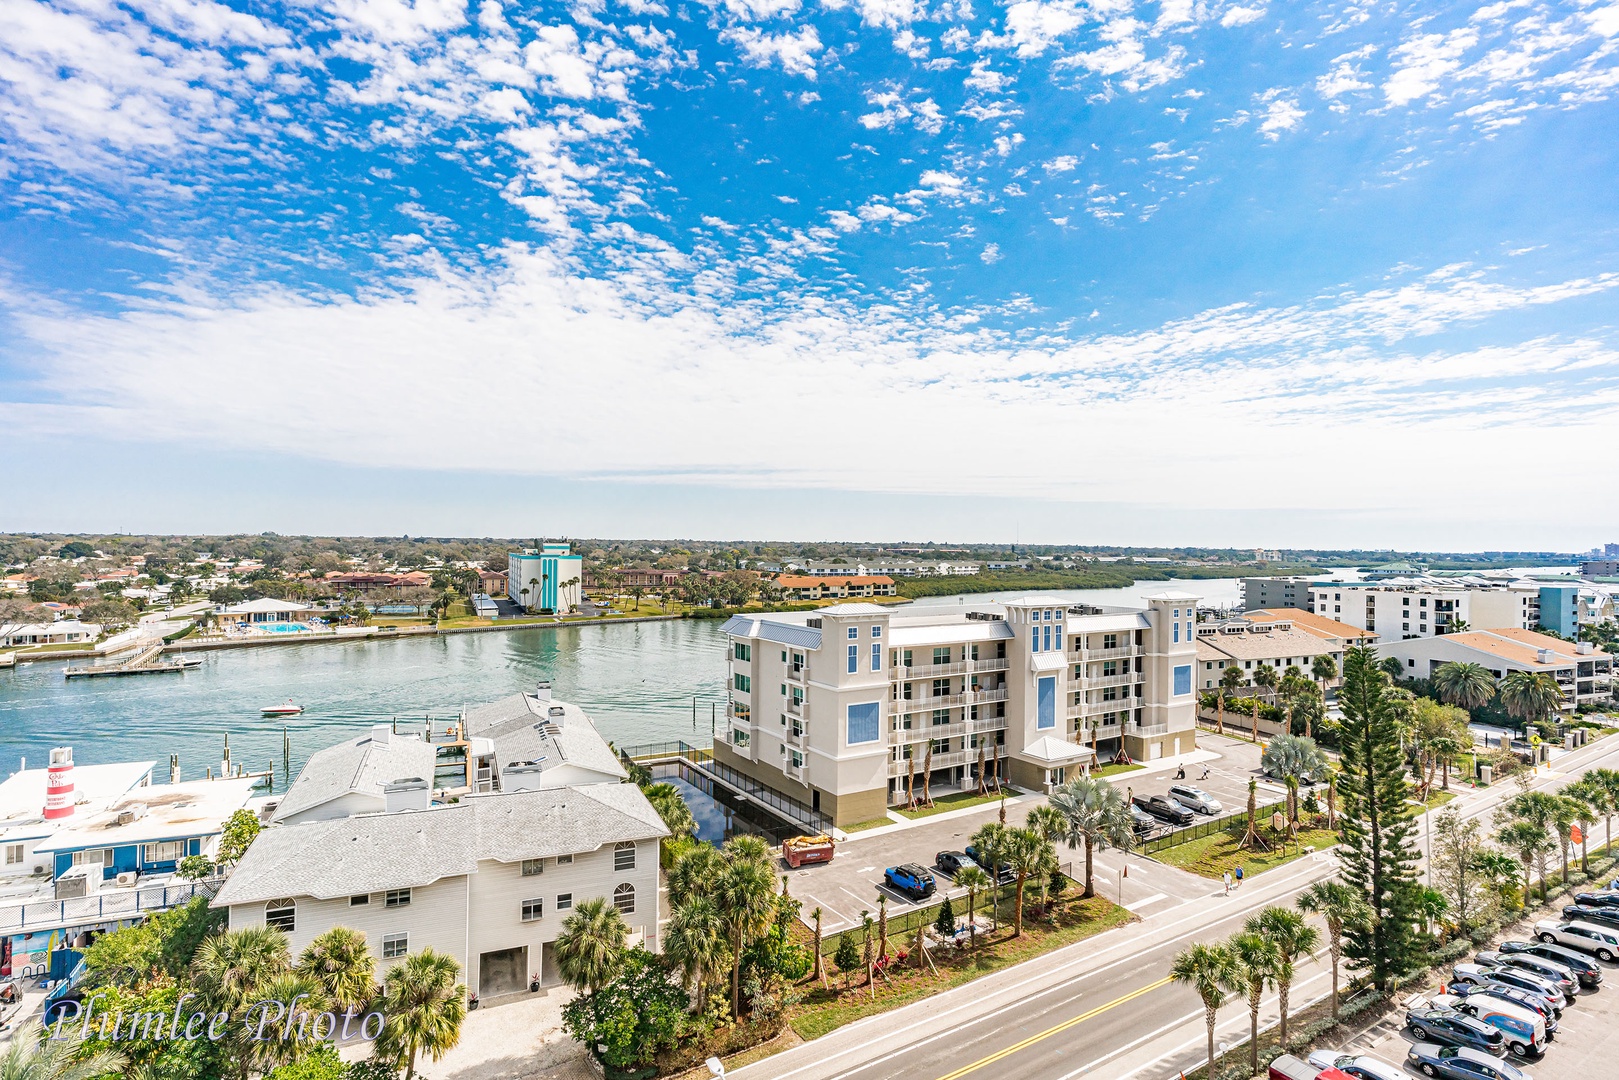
[1314,918,1619,1077]
[778,733,1271,932]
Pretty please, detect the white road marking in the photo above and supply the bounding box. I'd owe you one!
[1124,892,1169,911]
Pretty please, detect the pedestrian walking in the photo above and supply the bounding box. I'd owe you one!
[1234,864,1244,887]
[1222,870,1232,896]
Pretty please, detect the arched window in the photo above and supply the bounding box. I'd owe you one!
[613,882,635,915]
[265,898,296,933]
[614,841,636,871]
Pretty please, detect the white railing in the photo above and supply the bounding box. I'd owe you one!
[0,877,223,933]
[891,657,1010,681]
[1069,645,1137,662]
[887,749,975,777]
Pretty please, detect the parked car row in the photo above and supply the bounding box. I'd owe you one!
[1130,783,1226,831]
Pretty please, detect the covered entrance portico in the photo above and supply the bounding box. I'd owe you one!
[1011,737,1097,793]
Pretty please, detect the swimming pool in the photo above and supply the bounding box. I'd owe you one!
[258,623,311,634]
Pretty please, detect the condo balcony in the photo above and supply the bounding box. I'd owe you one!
[890,717,1008,743]
[1068,644,1137,663]
[1074,671,1137,690]
[887,748,975,777]
[1127,720,1171,737]
[891,656,1011,681]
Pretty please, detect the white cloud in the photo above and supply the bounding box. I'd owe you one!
[980,242,1001,263]
[1383,28,1478,107]
[1220,5,1266,28]
[826,209,862,231]
[1054,17,1187,93]
[724,0,802,17]
[8,253,1618,519]
[721,24,823,78]
[964,59,1011,92]
[1001,0,1085,58]
[1044,154,1079,173]
[1258,95,1304,138]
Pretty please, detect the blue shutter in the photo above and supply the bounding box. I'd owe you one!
[1037,676,1056,729]
[847,702,880,744]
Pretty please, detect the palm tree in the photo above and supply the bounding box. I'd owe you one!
[1230,930,1283,1075]
[1296,880,1367,1018]
[1474,850,1525,913]
[717,854,777,1017]
[555,897,629,994]
[1497,819,1555,902]
[1045,775,1135,899]
[1219,664,1246,735]
[192,926,291,1013]
[1588,768,1619,856]
[664,895,730,1009]
[643,782,697,841]
[1498,670,1564,738]
[1003,827,1057,936]
[0,1036,124,1080]
[1260,735,1326,833]
[296,926,376,1017]
[1170,942,1240,1076]
[1252,663,1279,708]
[1564,777,1603,874]
[969,823,1011,927]
[668,843,726,908]
[247,972,331,1074]
[1550,793,1585,886]
[374,947,467,1080]
[1247,907,1320,1048]
[953,865,992,947]
[1431,661,1496,715]
[1310,654,1338,703]
[1414,887,1449,939]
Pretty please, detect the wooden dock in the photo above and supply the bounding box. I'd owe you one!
[64,643,202,679]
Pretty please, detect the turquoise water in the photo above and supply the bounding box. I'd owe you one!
[0,621,729,790]
[0,578,1240,792]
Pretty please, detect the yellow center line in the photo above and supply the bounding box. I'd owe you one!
[931,975,1175,1080]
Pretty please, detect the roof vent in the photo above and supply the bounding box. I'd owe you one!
[548,706,565,718]
[534,682,552,703]
[1537,649,1556,664]
[114,804,147,826]
[383,777,431,814]
[1576,642,1593,655]
[370,724,392,747]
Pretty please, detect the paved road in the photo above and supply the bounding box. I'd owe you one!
[734,732,1619,1080]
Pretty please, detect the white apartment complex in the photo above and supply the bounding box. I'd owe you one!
[716,594,1200,826]
[1380,628,1613,712]
[216,689,667,999]
[1309,581,1533,640]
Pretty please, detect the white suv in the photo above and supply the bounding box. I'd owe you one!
[1534,920,1619,962]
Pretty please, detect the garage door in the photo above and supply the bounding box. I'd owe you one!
[479,946,528,998]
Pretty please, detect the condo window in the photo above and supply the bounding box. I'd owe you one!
[4,844,21,865]
[556,854,572,865]
[732,729,750,747]
[265,899,296,933]
[522,898,544,922]
[871,625,882,638]
[613,883,636,915]
[932,708,949,725]
[142,841,186,864]
[557,893,573,910]
[848,626,859,639]
[790,749,805,768]
[934,646,951,665]
[1173,664,1192,696]
[350,894,369,906]
[1103,634,1118,649]
[382,933,408,959]
[614,842,636,871]
[733,643,751,661]
[847,645,858,673]
[522,859,544,876]
[385,889,411,908]
[847,702,881,745]
[872,643,882,672]
[733,673,751,692]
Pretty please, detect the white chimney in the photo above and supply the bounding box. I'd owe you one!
[371,724,393,747]
[502,758,550,793]
[382,777,431,813]
[534,681,552,703]
[45,747,75,821]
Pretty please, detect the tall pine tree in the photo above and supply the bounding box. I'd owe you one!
[1336,644,1424,990]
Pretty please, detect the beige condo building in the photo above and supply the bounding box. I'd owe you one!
[715,593,1201,827]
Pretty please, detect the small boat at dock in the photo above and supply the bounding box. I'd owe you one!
[261,700,304,716]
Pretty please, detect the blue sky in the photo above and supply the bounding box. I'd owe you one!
[2,0,1618,548]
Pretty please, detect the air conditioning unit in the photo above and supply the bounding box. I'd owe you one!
[115,871,138,888]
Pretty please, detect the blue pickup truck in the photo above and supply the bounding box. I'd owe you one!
[884,864,937,900]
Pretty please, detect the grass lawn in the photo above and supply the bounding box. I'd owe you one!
[1150,824,1340,879]
[16,641,97,654]
[1096,762,1146,777]
[788,895,1133,1041]
[841,817,895,833]
[1424,789,1458,809]
[893,788,1016,820]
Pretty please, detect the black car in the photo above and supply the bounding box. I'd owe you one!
[1129,804,1158,835]
[1404,1007,1507,1056]
[934,851,979,877]
[1573,890,1619,908]
[963,844,1016,884]
[1498,939,1603,988]
[1561,904,1619,931]
[1133,795,1194,826]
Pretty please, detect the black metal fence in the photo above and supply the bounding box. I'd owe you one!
[1135,798,1287,854]
[618,740,834,834]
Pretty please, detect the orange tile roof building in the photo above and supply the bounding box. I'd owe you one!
[775,575,897,600]
[1380,627,1612,711]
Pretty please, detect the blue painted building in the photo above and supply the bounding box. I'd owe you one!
[1538,584,1580,638]
[507,544,584,613]
[33,777,257,882]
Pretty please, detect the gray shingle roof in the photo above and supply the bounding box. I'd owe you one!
[272,729,439,824]
[215,784,669,906]
[463,694,627,781]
